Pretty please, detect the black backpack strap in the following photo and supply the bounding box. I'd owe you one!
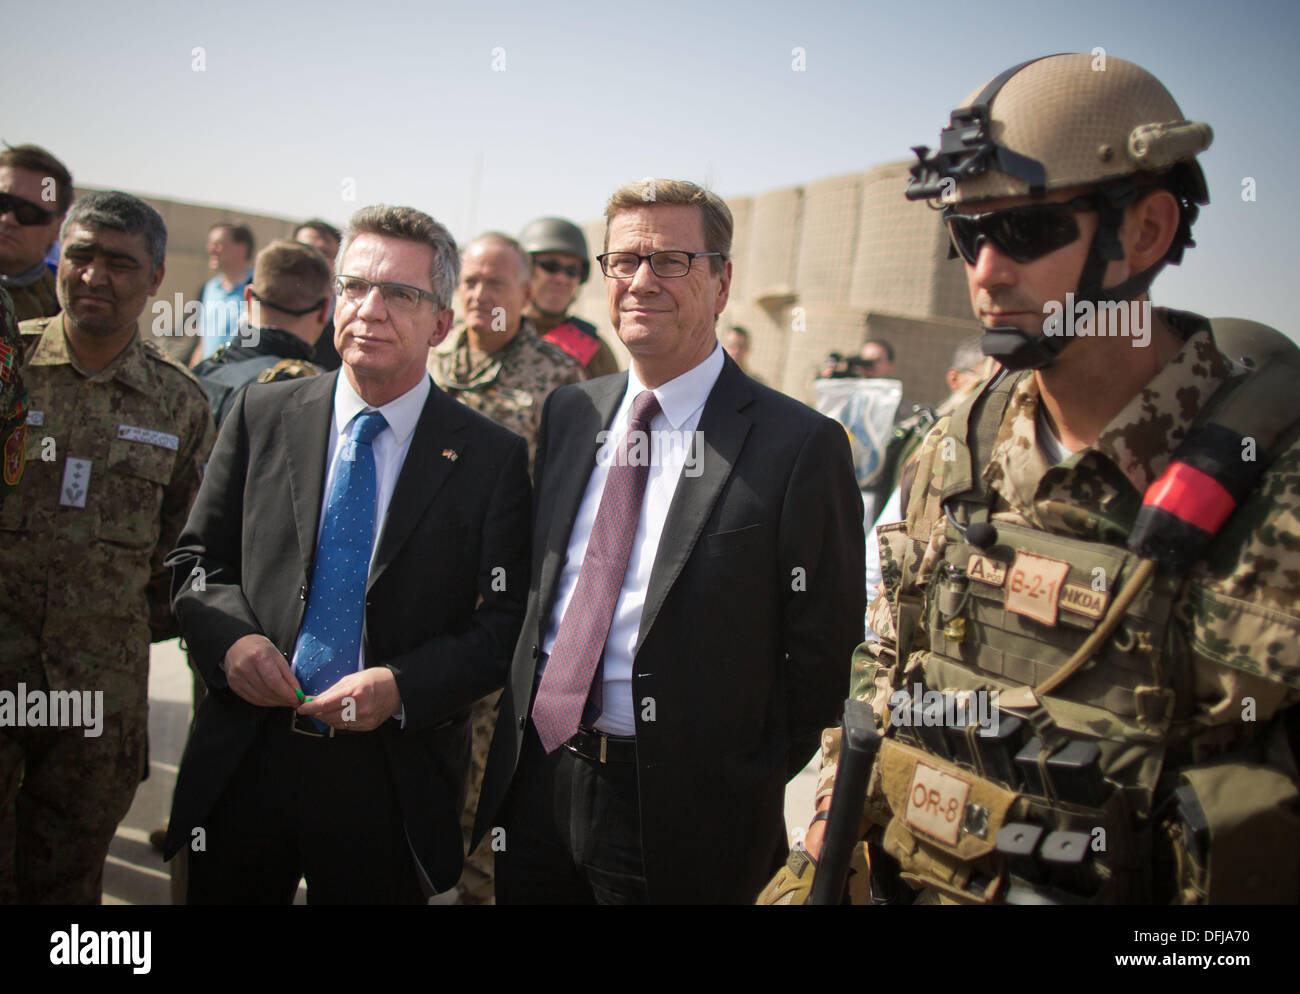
[197,355,281,425]
[938,368,1025,531]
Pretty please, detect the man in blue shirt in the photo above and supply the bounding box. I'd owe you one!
[192,222,253,364]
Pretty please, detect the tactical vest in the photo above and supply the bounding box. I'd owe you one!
[869,361,1300,905]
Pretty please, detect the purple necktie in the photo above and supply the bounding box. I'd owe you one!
[532,390,662,753]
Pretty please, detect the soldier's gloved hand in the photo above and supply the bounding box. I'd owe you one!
[756,842,818,905]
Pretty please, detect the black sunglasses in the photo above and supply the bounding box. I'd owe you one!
[944,196,1095,265]
[534,258,583,279]
[0,191,57,226]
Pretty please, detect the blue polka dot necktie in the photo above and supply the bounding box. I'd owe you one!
[531,390,661,753]
[294,410,388,711]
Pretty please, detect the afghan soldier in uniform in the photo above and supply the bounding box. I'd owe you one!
[430,232,581,903]
[0,191,215,903]
[0,144,72,323]
[763,54,1300,905]
[519,217,620,379]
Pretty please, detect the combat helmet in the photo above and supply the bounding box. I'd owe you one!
[518,217,591,282]
[907,53,1213,370]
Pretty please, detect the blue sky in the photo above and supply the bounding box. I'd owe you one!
[6,0,1298,336]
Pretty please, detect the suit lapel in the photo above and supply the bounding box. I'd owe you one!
[635,358,753,654]
[368,383,468,592]
[535,374,628,617]
[281,373,338,571]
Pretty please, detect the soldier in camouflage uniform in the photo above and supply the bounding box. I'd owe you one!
[0,144,73,323]
[429,232,582,903]
[0,192,215,904]
[431,233,584,472]
[520,217,620,379]
[763,55,1300,906]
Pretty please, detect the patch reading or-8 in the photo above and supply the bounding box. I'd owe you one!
[1004,551,1070,626]
[904,760,971,846]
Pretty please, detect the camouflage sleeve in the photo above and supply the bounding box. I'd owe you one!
[149,382,217,642]
[1187,430,1300,719]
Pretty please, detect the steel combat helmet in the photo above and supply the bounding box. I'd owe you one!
[907,54,1213,370]
[518,217,591,282]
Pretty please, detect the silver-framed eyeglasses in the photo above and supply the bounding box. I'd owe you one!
[596,251,723,279]
[334,275,440,312]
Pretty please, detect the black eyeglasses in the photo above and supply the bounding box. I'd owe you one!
[943,196,1095,265]
[0,191,57,226]
[334,275,440,313]
[597,251,722,279]
[534,258,583,280]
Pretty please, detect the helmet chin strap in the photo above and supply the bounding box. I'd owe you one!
[979,187,1165,371]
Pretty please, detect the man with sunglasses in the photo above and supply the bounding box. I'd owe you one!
[0,145,73,323]
[477,179,863,903]
[770,54,1300,906]
[520,216,620,379]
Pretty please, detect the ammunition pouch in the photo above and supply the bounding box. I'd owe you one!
[755,844,817,906]
[1160,753,1300,904]
[871,735,1150,904]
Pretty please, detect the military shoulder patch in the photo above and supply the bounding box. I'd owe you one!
[3,420,26,487]
[257,358,323,383]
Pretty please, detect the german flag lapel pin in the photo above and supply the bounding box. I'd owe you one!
[441,448,459,462]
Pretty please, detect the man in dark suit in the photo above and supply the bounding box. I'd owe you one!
[475,179,864,904]
[164,205,530,903]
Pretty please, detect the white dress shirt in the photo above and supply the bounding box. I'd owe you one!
[290,371,430,684]
[541,344,725,735]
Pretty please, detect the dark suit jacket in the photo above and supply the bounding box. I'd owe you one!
[475,354,864,903]
[163,371,530,893]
